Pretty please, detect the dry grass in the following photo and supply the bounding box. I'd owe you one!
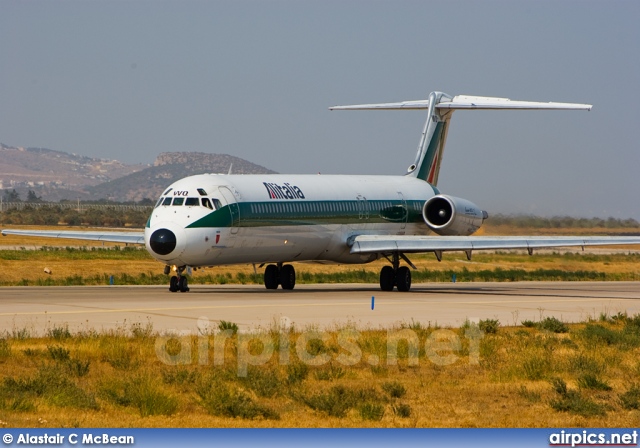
[2,251,639,285]
[1,317,640,428]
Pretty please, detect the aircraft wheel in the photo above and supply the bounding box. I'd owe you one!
[264,264,280,289]
[169,275,179,292]
[280,264,296,290]
[380,266,395,291]
[396,266,411,292]
[178,276,189,293]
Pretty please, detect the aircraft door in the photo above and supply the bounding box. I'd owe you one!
[219,186,240,234]
[397,191,407,229]
[356,194,369,220]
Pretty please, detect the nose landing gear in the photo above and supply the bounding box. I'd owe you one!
[167,265,190,293]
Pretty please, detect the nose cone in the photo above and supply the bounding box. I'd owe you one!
[149,228,176,255]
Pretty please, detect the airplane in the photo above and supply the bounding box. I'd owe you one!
[3,91,640,293]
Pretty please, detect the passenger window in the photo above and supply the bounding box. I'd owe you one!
[212,199,222,210]
[172,197,185,206]
[162,197,172,206]
[185,197,199,206]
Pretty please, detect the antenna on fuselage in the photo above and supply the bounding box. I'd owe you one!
[228,163,233,175]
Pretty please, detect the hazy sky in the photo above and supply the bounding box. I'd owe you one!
[1,1,638,219]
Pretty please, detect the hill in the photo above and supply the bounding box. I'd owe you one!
[86,152,277,202]
[0,143,145,187]
[0,143,276,202]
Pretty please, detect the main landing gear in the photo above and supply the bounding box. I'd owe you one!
[167,265,189,293]
[263,263,296,290]
[379,253,412,292]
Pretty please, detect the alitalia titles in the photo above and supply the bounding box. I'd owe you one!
[263,182,305,200]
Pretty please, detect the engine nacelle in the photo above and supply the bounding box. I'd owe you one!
[423,194,488,236]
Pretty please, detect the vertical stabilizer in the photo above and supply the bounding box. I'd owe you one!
[408,92,454,185]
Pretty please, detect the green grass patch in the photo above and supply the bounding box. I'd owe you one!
[3,366,98,410]
[0,338,11,361]
[392,403,412,418]
[287,362,309,385]
[218,320,239,334]
[479,319,500,334]
[381,381,406,398]
[538,317,569,333]
[619,384,640,410]
[300,385,383,418]
[577,374,612,391]
[101,375,178,417]
[549,378,607,417]
[0,246,150,261]
[359,402,385,421]
[196,377,279,420]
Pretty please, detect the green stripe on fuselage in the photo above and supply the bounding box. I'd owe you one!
[186,199,426,229]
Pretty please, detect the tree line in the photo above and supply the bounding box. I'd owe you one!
[0,205,149,227]
[2,188,155,206]
[489,214,639,229]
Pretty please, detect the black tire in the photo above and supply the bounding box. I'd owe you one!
[396,266,411,292]
[178,276,189,293]
[380,266,395,291]
[264,264,280,289]
[169,275,179,292]
[280,264,296,290]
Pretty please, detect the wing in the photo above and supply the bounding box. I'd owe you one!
[350,235,640,255]
[1,229,145,245]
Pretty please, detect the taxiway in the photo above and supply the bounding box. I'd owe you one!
[0,282,638,335]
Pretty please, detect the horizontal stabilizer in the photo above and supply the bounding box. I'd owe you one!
[330,100,431,110]
[330,90,592,186]
[330,95,592,111]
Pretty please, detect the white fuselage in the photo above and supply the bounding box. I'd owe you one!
[144,174,437,268]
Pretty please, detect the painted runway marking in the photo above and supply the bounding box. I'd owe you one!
[0,297,633,317]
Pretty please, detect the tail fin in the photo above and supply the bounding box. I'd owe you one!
[330,92,591,186]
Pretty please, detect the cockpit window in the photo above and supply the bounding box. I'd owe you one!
[197,188,207,196]
[202,198,213,210]
[212,198,223,210]
[172,197,185,206]
[185,197,199,206]
[163,188,173,195]
[161,197,172,206]
[155,197,163,208]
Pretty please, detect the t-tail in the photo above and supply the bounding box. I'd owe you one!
[330,91,592,186]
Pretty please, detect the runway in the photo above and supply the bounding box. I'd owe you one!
[1,282,639,335]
